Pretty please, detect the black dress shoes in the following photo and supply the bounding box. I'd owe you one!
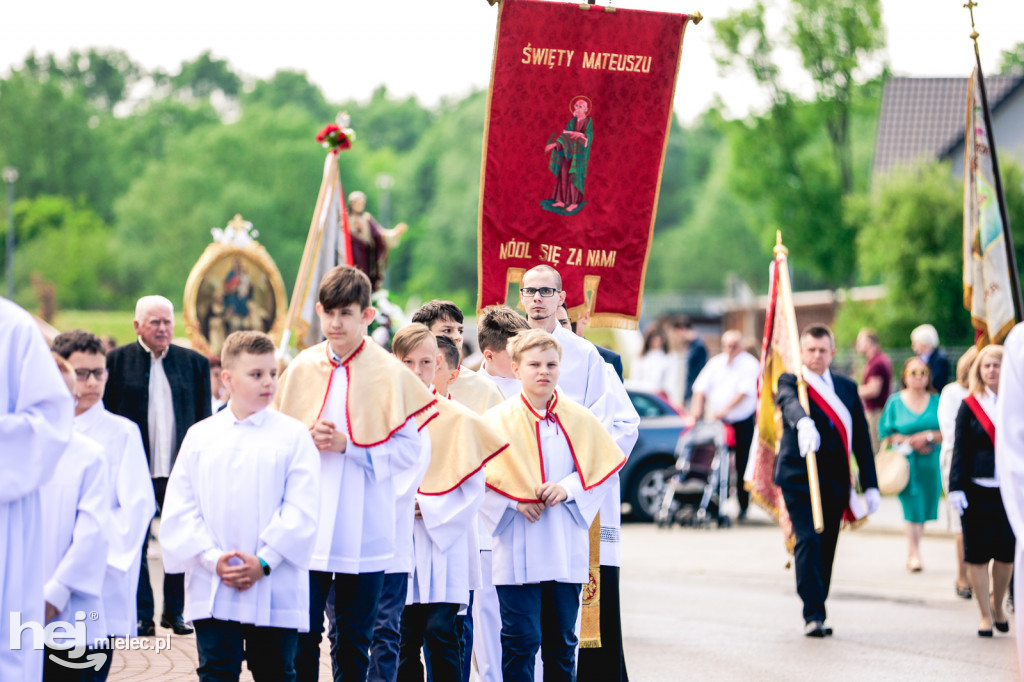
[137,620,156,637]
[160,614,194,635]
[804,621,827,638]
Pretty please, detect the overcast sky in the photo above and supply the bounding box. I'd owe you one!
[3,0,1022,123]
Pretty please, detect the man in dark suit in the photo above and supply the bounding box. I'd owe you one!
[775,324,880,638]
[104,295,212,636]
[911,323,950,390]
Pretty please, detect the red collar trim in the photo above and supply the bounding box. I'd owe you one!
[520,390,558,421]
[339,338,366,366]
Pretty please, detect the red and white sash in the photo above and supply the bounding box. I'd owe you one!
[801,367,852,457]
[963,394,996,446]
[802,367,865,522]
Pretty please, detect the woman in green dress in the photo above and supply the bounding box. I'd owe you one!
[879,356,943,572]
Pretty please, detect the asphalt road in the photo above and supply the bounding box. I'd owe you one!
[619,507,1019,681]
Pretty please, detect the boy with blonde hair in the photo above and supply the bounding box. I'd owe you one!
[160,331,320,681]
[481,329,625,682]
[390,324,506,680]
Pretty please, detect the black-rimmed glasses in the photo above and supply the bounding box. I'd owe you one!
[520,287,560,298]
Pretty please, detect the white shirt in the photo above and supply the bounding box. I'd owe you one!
[997,325,1024,552]
[311,355,423,574]
[0,298,74,682]
[41,432,111,646]
[551,325,640,566]
[937,382,969,491]
[627,347,671,396]
[389,424,431,575]
[409,445,485,606]
[159,407,321,630]
[480,416,609,585]
[75,402,157,637]
[139,338,175,478]
[479,363,522,399]
[974,389,999,488]
[691,351,760,423]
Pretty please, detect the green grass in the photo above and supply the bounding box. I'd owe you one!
[52,310,187,345]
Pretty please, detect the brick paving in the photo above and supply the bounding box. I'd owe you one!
[112,525,334,680]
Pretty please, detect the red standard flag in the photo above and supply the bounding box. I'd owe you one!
[477,0,694,328]
[746,251,797,551]
[963,67,1018,346]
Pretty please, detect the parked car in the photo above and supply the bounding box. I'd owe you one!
[621,390,688,522]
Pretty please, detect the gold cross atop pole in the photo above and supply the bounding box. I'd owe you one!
[963,1,980,45]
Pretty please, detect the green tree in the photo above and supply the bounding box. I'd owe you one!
[9,195,123,309]
[340,86,435,153]
[385,92,486,309]
[112,104,374,302]
[244,70,335,122]
[172,52,242,101]
[713,0,885,287]
[998,42,1024,75]
[0,68,118,218]
[648,116,768,293]
[837,162,1024,347]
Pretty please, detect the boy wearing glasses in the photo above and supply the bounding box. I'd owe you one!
[52,331,156,658]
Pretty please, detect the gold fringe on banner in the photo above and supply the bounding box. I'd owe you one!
[580,511,602,648]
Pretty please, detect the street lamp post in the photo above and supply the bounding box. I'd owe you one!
[2,167,17,300]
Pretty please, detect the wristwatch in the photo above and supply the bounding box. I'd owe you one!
[926,432,934,443]
[258,557,271,576]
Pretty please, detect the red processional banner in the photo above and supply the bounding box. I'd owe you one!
[477,0,694,328]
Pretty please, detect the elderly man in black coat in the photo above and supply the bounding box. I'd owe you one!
[104,295,211,636]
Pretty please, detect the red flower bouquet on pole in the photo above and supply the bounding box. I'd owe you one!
[316,121,355,154]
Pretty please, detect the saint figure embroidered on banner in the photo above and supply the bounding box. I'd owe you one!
[541,95,593,216]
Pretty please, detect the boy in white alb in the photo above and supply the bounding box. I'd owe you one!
[468,305,529,681]
[1,299,73,682]
[159,331,320,681]
[481,330,625,682]
[392,328,507,680]
[41,354,112,678]
[274,266,435,681]
[412,300,505,415]
[53,330,156,676]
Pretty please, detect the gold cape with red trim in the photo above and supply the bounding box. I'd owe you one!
[414,393,509,495]
[482,391,625,503]
[449,366,506,415]
[273,339,436,447]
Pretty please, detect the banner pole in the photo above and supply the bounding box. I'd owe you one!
[969,28,1023,321]
[775,233,824,534]
[283,153,338,352]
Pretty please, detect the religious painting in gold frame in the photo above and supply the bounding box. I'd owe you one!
[183,215,288,356]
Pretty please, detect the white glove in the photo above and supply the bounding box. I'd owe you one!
[796,417,820,458]
[948,490,968,517]
[864,488,881,515]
